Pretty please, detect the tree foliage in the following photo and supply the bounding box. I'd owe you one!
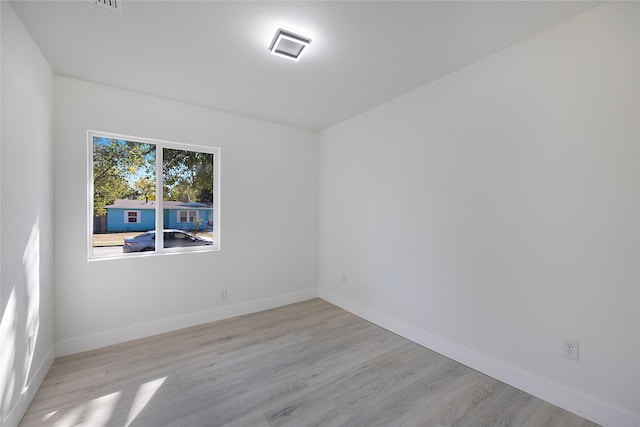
[92,138,155,215]
[92,138,214,217]
[162,149,214,203]
[133,177,157,200]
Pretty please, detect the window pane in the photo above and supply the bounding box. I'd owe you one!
[92,137,157,257]
[126,211,139,223]
[163,148,214,249]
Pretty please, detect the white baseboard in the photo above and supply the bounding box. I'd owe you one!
[319,289,639,427]
[2,344,55,427]
[56,288,319,357]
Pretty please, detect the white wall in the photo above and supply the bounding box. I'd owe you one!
[53,77,318,355]
[0,2,55,426]
[319,3,639,426]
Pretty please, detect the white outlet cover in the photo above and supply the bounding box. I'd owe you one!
[562,338,579,361]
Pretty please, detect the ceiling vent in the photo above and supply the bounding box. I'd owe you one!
[93,0,122,14]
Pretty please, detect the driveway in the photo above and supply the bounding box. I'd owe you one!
[92,246,124,257]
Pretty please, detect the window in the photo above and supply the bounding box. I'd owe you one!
[89,131,220,259]
[177,210,198,223]
[125,210,141,223]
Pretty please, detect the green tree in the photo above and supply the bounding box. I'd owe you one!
[133,177,156,200]
[163,149,213,203]
[92,139,213,216]
[192,216,203,235]
[92,138,155,215]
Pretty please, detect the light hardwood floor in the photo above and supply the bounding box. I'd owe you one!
[19,299,600,427]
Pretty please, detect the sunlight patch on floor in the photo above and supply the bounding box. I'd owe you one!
[52,404,83,427]
[42,376,167,426]
[50,391,121,427]
[86,391,122,427]
[43,410,57,421]
[125,377,167,426]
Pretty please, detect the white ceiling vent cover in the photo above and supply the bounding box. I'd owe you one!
[93,0,122,14]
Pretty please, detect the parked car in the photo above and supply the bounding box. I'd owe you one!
[123,229,212,253]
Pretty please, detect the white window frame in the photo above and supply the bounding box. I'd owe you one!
[124,210,141,224]
[177,210,199,223]
[88,130,221,260]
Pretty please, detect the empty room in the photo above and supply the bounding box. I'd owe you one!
[1,1,639,426]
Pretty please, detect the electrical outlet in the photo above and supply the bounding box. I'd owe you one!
[219,289,228,301]
[341,274,347,284]
[562,338,579,361]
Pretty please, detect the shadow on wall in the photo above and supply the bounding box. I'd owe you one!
[0,217,41,421]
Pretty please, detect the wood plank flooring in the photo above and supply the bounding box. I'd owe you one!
[19,299,600,427]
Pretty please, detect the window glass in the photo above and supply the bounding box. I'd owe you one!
[89,131,219,259]
[162,148,214,249]
[91,136,156,257]
[125,211,140,223]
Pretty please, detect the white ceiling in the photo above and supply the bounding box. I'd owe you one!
[11,1,600,131]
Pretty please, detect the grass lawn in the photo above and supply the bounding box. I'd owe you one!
[93,230,215,247]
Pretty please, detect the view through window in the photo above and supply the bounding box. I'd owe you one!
[89,132,220,258]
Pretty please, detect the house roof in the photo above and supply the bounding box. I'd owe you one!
[104,199,213,210]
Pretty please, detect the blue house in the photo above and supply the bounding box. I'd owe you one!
[103,199,214,232]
